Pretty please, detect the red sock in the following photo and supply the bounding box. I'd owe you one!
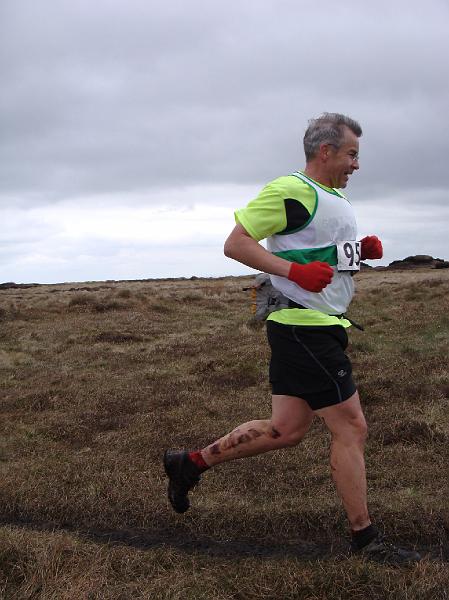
[188,450,210,472]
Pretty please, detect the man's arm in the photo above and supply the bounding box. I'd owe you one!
[224,223,333,293]
[224,224,291,277]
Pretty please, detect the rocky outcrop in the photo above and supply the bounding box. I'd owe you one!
[434,260,449,269]
[386,255,449,270]
[0,282,39,290]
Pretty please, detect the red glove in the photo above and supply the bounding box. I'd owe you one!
[288,261,333,293]
[360,235,383,260]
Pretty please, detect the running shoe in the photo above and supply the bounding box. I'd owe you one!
[163,450,201,513]
[353,534,421,565]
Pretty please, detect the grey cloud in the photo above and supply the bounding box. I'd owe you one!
[1,0,449,207]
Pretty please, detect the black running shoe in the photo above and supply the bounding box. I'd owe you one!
[163,450,201,513]
[353,534,421,565]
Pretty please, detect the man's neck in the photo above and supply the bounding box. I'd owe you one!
[303,165,332,188]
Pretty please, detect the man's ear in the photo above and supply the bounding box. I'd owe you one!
[318,143,332,162]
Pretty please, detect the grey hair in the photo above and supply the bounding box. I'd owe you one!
[303,113,362,161]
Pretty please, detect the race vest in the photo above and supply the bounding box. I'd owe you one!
[267,171,358,315]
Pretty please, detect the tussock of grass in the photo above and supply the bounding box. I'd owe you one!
[381,419,448,445]
[94,331,144,344]
[0,271,448,598]
[68,293,129,313]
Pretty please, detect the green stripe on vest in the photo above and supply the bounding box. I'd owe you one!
[273,246,337,266]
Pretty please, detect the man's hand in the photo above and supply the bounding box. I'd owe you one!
[288,261,333,293]
[360,235,383,260]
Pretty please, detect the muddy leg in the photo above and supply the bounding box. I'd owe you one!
[202,395,314,466]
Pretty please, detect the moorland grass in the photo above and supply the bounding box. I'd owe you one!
[0,270,448,599]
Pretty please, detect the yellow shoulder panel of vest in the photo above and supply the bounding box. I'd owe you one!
[270,176,317,215]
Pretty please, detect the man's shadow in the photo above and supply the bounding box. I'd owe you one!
[0,511,341,560]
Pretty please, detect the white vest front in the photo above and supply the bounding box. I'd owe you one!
[268,171,358,315]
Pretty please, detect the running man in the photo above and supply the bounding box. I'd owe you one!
[164,113,421,564]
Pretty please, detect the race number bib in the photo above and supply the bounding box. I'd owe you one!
[337,240,361,271]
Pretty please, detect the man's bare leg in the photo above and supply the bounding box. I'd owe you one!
[201,394,315,466]
[164,395,313,513]
[315,391,370,531]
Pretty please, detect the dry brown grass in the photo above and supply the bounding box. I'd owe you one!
[0,270,448,599]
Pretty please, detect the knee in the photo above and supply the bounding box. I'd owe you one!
[269,421,311,448]
[282,430,306,447]
[355,416,368,444]
[341,415,368,446]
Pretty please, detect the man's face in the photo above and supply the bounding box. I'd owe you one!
[324,126,360,189]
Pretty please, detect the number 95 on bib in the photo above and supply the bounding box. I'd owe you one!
[336,240,361,271]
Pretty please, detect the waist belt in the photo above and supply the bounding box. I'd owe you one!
[287,299,364,331]
[288,300,308,310]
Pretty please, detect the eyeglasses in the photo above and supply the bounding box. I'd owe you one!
[328,143,359,161]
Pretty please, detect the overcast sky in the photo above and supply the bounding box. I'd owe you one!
[1,0,448,284]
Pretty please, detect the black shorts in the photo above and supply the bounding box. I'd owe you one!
[266,320,357,411]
